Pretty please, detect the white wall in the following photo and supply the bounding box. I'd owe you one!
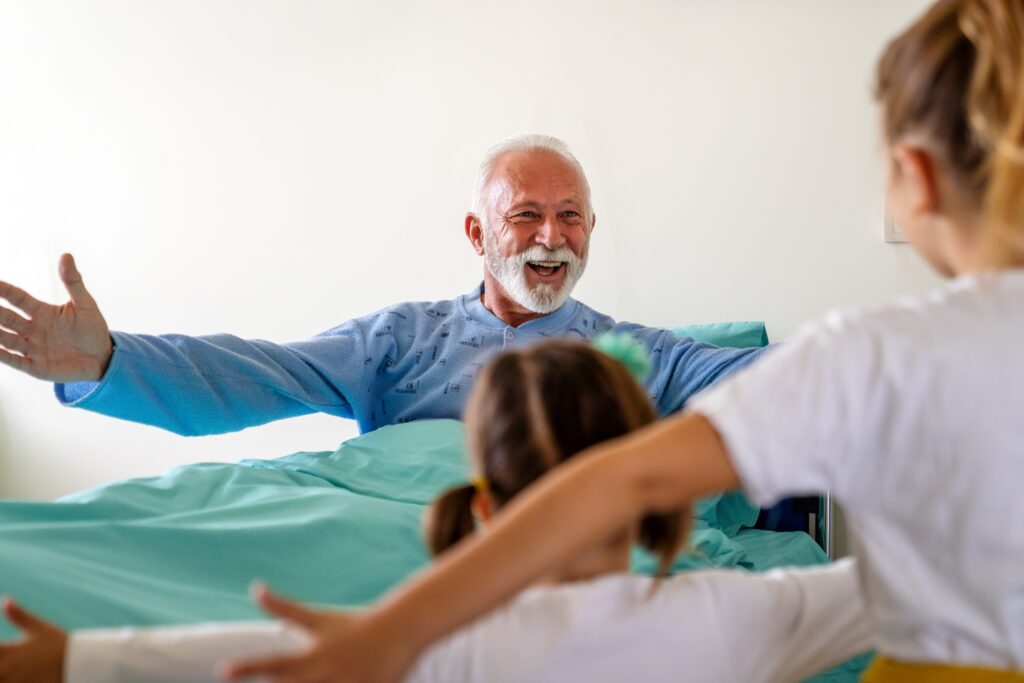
[0,0,937,501]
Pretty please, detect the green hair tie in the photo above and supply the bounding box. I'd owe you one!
[593,333,651,383]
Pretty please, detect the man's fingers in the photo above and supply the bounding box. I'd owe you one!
[251,583,321,630]
[0,348,31,373]
[58,254,96,307]
[0,330,28,354]
[0,282,42,316]
[2,597,51,633]
[0,306,30,334]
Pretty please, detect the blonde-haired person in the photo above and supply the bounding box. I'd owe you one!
[200,0,1021,681]
[0,340,871,682]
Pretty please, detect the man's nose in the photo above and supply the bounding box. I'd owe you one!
[534,217,566,250]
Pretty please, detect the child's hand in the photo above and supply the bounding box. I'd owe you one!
[222,584,414,683]
[0,597,67,683]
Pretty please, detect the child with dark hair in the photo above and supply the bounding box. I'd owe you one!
[427,338,688,578]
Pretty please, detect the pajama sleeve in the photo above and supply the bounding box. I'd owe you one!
[617,325,770,416]
[55,326,368,436]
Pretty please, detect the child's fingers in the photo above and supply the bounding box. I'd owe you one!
[250,583,321,630]
[1,597,51,633]
[221,652,304,680]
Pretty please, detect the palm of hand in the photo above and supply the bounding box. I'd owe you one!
[298,615,405,683]
[23,300,112,382]
[0,599,67,683]
[225,586,413,683]
[0,254,112,383]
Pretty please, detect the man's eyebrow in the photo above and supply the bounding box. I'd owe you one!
[504,200,542,212]
[504,198,583,212]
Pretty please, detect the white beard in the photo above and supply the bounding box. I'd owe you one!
[483,229,588,314]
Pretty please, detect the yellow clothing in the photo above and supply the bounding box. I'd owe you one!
[864,657,1024,682]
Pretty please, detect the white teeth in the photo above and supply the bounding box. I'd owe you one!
[530,261,563,267]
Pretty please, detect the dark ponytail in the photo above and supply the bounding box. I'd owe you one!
[638,511,689,578]
[424,484,477,556]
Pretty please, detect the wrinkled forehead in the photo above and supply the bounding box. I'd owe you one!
[485,150,590,214]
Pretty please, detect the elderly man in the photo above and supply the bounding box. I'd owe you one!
[0,135,766,434]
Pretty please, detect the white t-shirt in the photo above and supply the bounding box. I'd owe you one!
[66,560,868,683]
[691,271,1024,670]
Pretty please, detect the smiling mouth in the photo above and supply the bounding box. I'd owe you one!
[527,261,565,277]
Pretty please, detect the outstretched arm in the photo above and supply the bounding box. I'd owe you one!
[54,330,365,436]
[227,411,737,683]
[0,254,112,382]
[1,256,368,436]
[0,597,309,683]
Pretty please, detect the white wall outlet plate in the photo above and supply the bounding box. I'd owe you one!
[884,210,907,243]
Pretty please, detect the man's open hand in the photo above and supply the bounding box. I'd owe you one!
[0,254,113,382]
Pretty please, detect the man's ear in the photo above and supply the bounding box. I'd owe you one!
[471,490,493,523]
[466,213,486,256]
[892,144,940,217]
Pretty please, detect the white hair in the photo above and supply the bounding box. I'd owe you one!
[470,134,592,222]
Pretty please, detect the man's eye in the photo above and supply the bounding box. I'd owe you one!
[561,211,580,219]
[516,211,538,219]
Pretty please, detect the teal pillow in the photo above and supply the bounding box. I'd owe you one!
[672,320,769,349]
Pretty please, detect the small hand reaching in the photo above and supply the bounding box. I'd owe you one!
[0,598,67,683]
[0,254,113,382]
[222,584,415,683]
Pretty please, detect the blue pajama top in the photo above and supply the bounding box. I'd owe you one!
[56,285,766,436]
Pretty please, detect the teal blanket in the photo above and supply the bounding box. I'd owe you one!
[0,420,769,633]
[0,420,866,681]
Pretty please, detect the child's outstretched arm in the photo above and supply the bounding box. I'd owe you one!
[0,595,310,683]
[227,411,737,683]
